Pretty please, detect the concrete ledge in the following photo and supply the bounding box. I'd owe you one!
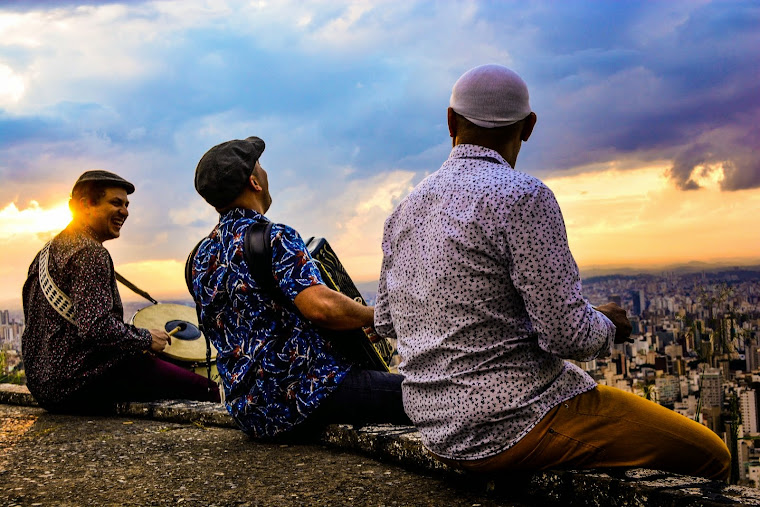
[3,383,760,506]
[0,382,37,407]
[114,398,238,429]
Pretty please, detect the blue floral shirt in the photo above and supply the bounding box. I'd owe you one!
[191,208,350,438]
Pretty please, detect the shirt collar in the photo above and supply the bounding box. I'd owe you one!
[448,144,512,169]
[220,207,267,223]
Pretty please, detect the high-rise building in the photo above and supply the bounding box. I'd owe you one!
[655,375,681,406]
[702,406,723,435]
[717,359,731,383]
[700,367,723,409]
[665,343,683,360]
[629,316,641,335]
[0,310,8,325]
[610,349,628,377]
[632,290,644,316]
[740,388,759,435]
[747,342,760,372]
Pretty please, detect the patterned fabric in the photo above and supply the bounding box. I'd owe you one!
[191,208,350,438]
[375,144,615,460]
[22,225,152,408]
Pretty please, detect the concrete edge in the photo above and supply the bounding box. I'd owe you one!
[2,383,759,506]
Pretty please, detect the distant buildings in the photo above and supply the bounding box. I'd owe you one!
[581,268,760,486]
[0,309,23,352]
[1,308,25,382]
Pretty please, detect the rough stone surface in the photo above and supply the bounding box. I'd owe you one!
[0,404,518,506]
[3,383,760,506]
[0,384,36,407]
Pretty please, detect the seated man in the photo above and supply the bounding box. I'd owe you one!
[22,170,220,413]
[189,136,410,439]
[375,64,730,480]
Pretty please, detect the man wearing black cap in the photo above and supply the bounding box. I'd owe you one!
[375,65,730,479]
[22,170,220,413]
[189,137,410,439]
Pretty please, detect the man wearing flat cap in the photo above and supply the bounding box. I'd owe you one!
[375,64,730,479]
[22,170,220,413]
[189,137,410,439]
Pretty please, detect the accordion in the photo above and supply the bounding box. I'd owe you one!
[305,237,396,372]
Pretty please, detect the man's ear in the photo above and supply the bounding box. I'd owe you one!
[79,197,92,214]
[249,174,263,192]
[521,112,537,142]
[447,107,457,139]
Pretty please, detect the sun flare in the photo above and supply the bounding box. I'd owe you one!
[0,200,72,239]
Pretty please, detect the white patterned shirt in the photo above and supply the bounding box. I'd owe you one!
[375,144,615,460]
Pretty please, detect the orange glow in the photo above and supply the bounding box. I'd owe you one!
[1,165,759,304]
[115,260,189,302]
[0,200,71,239]
[545,163,760,270]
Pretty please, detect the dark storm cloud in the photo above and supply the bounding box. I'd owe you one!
[501,1,760,190]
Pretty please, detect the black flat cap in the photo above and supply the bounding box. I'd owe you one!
[72,170,135,194]
[194,136,265,208]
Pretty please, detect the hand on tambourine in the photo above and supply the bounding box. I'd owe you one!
[148,328,171,353]
[594,303,633,344]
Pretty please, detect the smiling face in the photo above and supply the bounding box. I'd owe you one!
[82,186,129,242]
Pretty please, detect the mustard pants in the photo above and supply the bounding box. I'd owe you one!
[442,384,730,480]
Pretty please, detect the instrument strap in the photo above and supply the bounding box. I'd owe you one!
[243,221,277,291]
[38,241,160,325]
[114,272,158,305]
[38,241,77,326]
[244,221,304,312]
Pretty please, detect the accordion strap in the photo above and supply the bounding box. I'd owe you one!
[243,221,276,291]
[38,240,77,326]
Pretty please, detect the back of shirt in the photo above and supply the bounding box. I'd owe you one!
[191,208,350,438]
[375,144,613,460]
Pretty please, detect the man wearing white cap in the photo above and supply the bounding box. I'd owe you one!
[375,64,729,479]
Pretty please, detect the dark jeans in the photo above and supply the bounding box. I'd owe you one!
[48,354,220,414]
[282,368,411,441]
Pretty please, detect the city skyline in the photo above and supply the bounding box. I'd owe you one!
[1,1,759,303]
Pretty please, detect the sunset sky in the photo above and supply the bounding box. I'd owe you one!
[1,0,758,305]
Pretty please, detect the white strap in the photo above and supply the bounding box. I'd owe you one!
[39,241,77,326]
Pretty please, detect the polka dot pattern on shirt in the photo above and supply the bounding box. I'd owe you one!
[375,144,615,460]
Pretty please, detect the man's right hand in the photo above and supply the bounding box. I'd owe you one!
[148,328,171,353]
[594,303,633,344]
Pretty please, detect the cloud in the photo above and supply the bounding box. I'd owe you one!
[513,1,760,191]
[0,0,759,301]
[0,200,72,305]
[0,63,24,105]
[0,200,71,239]
[266,168,417,282]
[667,119,760,191]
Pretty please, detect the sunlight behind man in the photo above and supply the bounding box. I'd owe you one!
[0,201,72,239]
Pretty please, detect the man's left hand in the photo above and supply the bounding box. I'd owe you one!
[594,303,633,344]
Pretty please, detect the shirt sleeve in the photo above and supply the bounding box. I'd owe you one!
[506,185,614,361]
[375,215,397,339]
[69,246,152,354]
[270,224,324,301]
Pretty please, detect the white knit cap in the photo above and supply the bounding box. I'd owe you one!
[449,64,531,128]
